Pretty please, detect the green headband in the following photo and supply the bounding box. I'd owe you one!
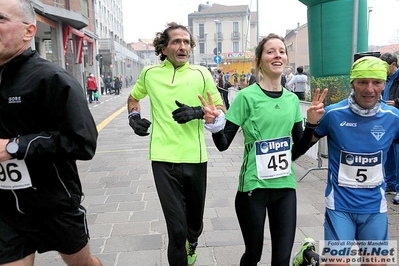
[350,56,388,82]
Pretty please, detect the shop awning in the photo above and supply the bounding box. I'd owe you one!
[63,26,95,64]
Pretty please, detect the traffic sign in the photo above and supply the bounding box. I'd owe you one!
[214,55,222,64]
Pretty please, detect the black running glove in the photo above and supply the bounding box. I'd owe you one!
[128,112,151,136]
[172,100,204,124]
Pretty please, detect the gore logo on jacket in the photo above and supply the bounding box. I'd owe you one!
[8,96,21,104]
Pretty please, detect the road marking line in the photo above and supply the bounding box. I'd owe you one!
[97,106,126,132]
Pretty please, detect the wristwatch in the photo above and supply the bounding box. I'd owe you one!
[6,138,19,158]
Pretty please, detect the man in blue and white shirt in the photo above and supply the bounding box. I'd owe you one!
[312,56,399,262]
[287,66,307,100]
[294,56,399,266]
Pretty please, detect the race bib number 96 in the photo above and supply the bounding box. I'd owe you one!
[255,136,292,179]
[0,160,32,190]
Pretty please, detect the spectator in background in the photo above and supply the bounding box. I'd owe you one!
[281,72,286,87]
[285,68,294,85]
[217,69,229,109]
[380,52,399,204]
[100,74,105,95]
[225,71,230,84]
[240,70,246,87]
[87,73,98,103]
[232,70,239,87]
[114,76,121,95]
[213,70,219,84]
[105,75,112,94]
[247,67,256,86]
[119,75,123,91]
[287,66,307,100]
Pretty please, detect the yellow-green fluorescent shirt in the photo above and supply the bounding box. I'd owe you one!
[131,59,223,163]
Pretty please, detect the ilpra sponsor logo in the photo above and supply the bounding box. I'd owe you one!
[257,137,290,155]
[342,152,380,166]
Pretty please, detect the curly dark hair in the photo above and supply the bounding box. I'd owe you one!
[153,22,196,62]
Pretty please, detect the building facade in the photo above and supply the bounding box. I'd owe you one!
[30,0,144,90]
[31,0,92,88]
[284,23,310,73]
[129,39,158,66]
[187,3,258,76]
[94,0,144,83]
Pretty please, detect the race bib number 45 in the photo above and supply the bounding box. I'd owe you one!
[0,160,32,190]
[255,136,292,179]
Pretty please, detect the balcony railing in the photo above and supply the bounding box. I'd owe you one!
[214,32,223,41]
[231,31,240,40]
[197,34,207,41]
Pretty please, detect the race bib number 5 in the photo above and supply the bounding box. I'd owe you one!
[338,150,383,188]
[255,136,292,179]
[0,160,32,190]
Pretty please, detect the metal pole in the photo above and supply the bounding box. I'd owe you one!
[216,23,219,68]
[367,6,373,41]
[205,33,208,69]
[214,19,220,69]
[352,0,359,63]
[295,30,298,70]
[256,0,259,44]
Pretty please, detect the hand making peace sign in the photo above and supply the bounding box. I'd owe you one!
[306,88,328,125]
[198,91,221,124]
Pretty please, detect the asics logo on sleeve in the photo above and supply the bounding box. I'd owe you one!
[340,121,357,127]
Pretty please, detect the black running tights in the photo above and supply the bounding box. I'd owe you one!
[152,161,207,266]
[235,188,297,266]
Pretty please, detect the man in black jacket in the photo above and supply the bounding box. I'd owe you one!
[380,52,399,204]
[0,0,101,265]
[217,69,229,109]
[247,67,256,86]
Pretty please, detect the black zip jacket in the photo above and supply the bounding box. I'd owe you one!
[0,48,98,214]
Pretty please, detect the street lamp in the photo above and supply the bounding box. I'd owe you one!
[214,19,220,68]
[294,30,298,70]
[367,6,373,38]
[256,0,259,45]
